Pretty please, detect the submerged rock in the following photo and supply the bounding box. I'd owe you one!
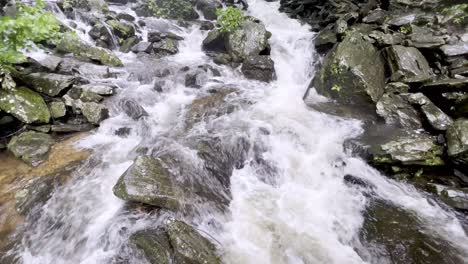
[241,55,276,82]
[0,87,50,124]
[113,155,183,210]
[7,131,54,166]
[311,32,385,106]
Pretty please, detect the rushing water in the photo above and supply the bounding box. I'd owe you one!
[6,0,468,263]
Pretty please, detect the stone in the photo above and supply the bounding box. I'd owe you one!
[78,83,114,95]
[130,229,172,264]
[117,12,135,22]
[107,19,135,39]
[362,8,387,24]
[382,45,433,83]
[131,42,153,53]
[29,54,62,72]
[89,23,115,49]
[446,119,468,159]
[440,42,468,57]
[202,29,226,53]
[20,73,75,97]
[410,34,446,49]
[152,39,179,56]
[440,188,468,211]
[314,25,337,51]
[56,34,123,67]
[387,14,416,26]
[200,20,215,31]
[49,101,67,119]
[134,0,199,20]
[371,133,444,166]
[368,31,403,46]
[185,72,202,88]
[196,0,222,20]
[166,219,221,264]
[225,20,270,59]
[119,99,148,120]
[241,55,276,82]
[120,36,140,53]
[113,155,183,209]
[7,131,54,166]
[0,87,50,124]
[420,79,468,93]
[50,123,95,132]
[407,93,453,131]
[376,93,422,130]
[311,32,385,106]
[81,102,109,124]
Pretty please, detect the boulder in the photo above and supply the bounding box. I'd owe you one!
[407,93,453,131]
[165,220,221,264]
[376,93,422,130]
[225,20,270,60]
[120,36,140,53]
[241,55,276,82]
[130,229,172,264]
[56,34,123,67]
[7,131,54,166]
[440,42,468,57]
[420,79,468,93]
[446,119,468,161]
[202,29,226,53]
[89,23,115,49]
[314,25,337,51]
[382,45,433,83]
[78,83,114,95]
[20,73,75,97]
[0,87,50,124]
[131,42,153,53]
[107,19,135,40]
[113,155,183,209]
[371,133,444,166]
[81,102,109,124]
[152,38,179,56]
[196,0,222,20]
[311,32,385,106]
[134,0,199,20]
[368,31,403,46]
[440,188,468,211]
[49,101,67,119]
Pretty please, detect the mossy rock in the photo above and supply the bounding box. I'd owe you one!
[0,87,50,124]
[135,0,199,20]
[7,131,54,166]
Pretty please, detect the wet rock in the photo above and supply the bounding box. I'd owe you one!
[202,29,226,53]
[314,25,337,52]
[49,101,67,119]
[446,119,468,162]
[20,73,75,97]
[440,188,468,211]
[130,229,172,264]
[343,174,374,189]
[241,55,276,82]
[407,93,453,131]
[78,83,115,95]
[410,33,446,49]
[166,219,221,264]
[89,23,115,49]
[376,93,422,130]
[362,8,387,24]
[134,0,199,20]
[440,42,468,57]
[115,127,131,137]
[371,133,444,166]
[196,0,222,21]
[56,34,123,67]
[119,99,148,120]
[120,36,140,53]
[225,20,270,59]
[311,32,385,106]
[200,20,215,31]
[382,45,433,83]
[81,102,109,124]
[7,131,54,166]
[107,19,135,40]
[117,12,135,22]
[185,72,202,88]
[152,38,179,56]
[360,199,463,264]
[148,31,184,42]
[387,14,416,26]
[185,88,237,130]
[131,42,153,53]
[113,155,183,210]
[0,87,50,124]
[368,31,403,46]
[28,54,62,72]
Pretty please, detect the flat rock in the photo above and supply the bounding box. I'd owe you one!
[7,131,54,166]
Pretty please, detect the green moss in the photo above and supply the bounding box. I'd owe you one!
[216,7,245,33]
[331,84,341,92]
[0,86,50,123]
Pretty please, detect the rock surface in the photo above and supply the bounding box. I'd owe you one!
[0,87,51,124]
[7,131,54,166]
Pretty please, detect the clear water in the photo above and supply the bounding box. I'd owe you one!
[8,0,468,263]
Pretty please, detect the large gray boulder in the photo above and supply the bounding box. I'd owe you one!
[130,220,221,264]
[311,32,385,106]
[20,73,75,97]
[225,20,270,60]
[382,45,433,83]
[7,131,54,166]
[113,155,183,210]
[0,87,50,124]
[241,55,276,82]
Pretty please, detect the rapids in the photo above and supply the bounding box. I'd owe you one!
[4,0,468,263]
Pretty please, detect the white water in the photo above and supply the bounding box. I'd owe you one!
[10,0,468,263]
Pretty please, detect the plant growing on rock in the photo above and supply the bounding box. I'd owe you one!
[0,0,61,65]
[216,6,245,33]
[442,4,468,25]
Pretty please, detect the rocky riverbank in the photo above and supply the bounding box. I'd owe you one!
[278,0,468,213]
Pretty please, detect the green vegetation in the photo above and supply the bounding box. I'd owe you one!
[399,25,411,34]
[216,7,245,33]
[0,0,61,65]
[442,4,468,25]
